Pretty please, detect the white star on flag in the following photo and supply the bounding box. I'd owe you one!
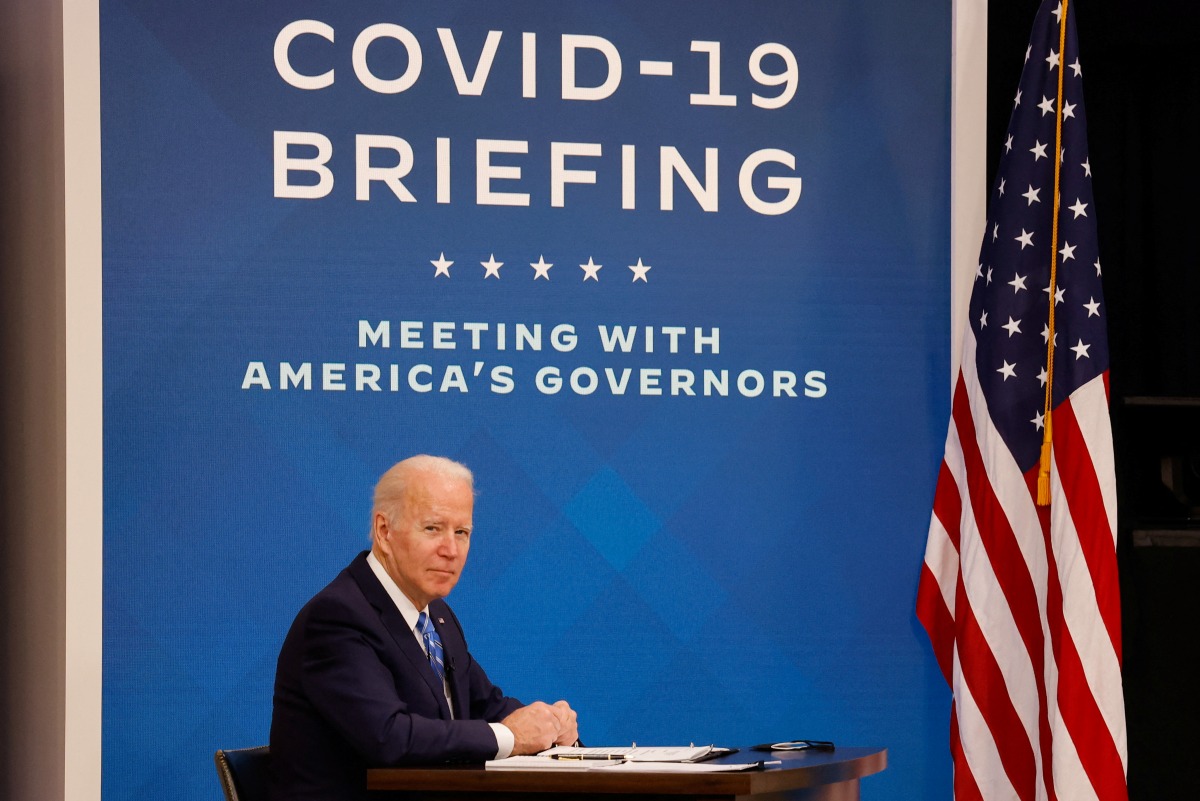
[580,258,602,281]
[530,256,553,280]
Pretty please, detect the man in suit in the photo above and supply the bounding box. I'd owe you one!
[270,455,578,801]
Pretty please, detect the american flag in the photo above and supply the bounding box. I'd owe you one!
[917,1,1128,800]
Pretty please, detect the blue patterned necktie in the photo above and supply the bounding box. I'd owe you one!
[416,611,445,682]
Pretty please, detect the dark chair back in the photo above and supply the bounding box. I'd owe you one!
[214,745,270,801]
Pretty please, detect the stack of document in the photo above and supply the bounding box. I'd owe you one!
[486,745,775,772]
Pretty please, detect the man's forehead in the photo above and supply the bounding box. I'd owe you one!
[402,476,473,511]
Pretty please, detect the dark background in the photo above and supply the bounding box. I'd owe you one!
[988,1,1200,797]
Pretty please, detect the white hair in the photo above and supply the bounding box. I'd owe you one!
[370,455,474,528]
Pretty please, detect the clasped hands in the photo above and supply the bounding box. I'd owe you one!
[502,700,579,754]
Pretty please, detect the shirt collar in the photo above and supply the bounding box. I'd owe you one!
[366,550,426,632]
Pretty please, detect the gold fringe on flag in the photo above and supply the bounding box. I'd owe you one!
[1037,0,1071,506]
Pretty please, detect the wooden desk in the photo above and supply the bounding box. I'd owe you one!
[367,746,886,801]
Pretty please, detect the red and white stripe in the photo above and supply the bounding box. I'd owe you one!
[918,332,1128,801]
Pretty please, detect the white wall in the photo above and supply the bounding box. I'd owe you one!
[1,1,101,799]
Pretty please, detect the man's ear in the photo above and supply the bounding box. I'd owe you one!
[371,512,390,547]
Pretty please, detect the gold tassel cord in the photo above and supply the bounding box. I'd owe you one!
[1037,0,1070,506]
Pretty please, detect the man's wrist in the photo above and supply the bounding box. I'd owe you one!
[489,722,515,759]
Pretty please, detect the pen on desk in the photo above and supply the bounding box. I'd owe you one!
[549,754,625,761]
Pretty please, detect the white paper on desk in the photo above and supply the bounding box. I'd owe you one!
[597,761,765,773]
[485,756,607,770]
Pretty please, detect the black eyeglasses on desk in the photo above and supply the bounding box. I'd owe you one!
[750,740,835,752]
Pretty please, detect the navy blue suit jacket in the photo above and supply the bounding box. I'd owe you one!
[269,551,523,801]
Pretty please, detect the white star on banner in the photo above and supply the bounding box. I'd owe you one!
[432,252,453,277]
[530,256,553,280]
[481,254,503,278]
[629,258,651,282]
[580,257,602,281]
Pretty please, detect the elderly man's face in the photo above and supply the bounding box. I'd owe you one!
[373,470,473,609]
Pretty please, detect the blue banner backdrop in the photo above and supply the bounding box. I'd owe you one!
[101,2,951,799]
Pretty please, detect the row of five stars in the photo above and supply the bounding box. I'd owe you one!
[429,253,652,282]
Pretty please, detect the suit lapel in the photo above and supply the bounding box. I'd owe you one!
[347,552,452,718]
